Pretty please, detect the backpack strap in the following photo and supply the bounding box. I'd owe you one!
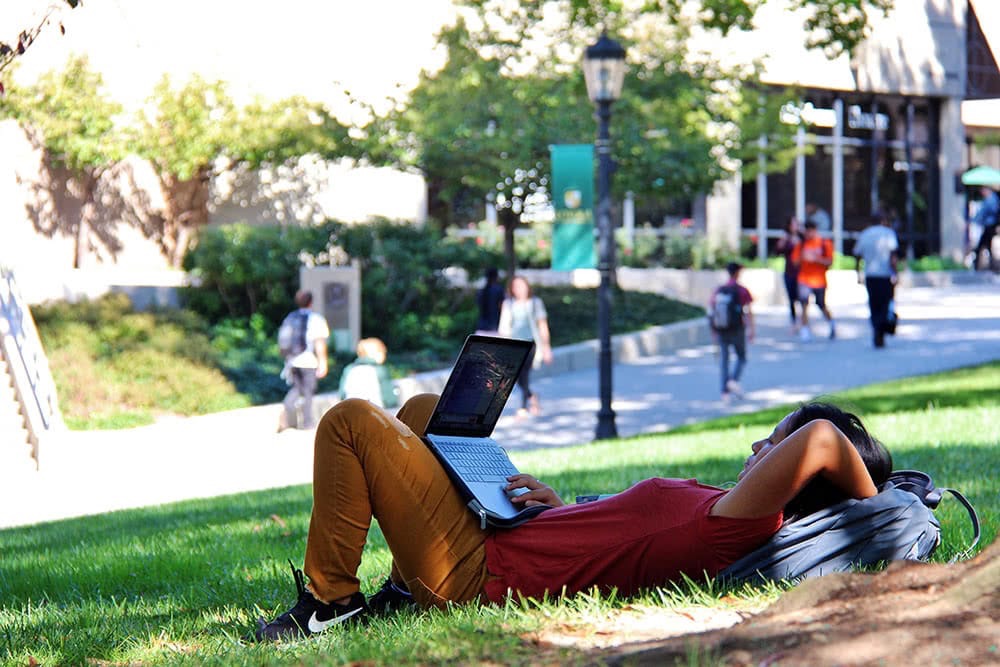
[939,486,981,563]
[886,469,981,563]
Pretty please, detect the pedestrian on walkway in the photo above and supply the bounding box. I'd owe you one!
[475,267,505,335]
[775,216,803,328]
[805,201,832,232]
[498,275,552,416]
[972,186,999,271]
[277,290,330,430]
[338,337,399,409]
[792,220,836,341]
[708,262,754,403]
[854,211,899,348]
[251,394,891,641]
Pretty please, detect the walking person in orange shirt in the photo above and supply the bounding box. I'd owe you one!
[791,220,836,341]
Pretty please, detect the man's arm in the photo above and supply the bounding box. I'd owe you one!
[820,240,834,266]
[711,420,878,519]
[315,338,328,379]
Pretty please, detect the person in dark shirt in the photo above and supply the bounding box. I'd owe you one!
[775,216,803,328]
[475,267,505,334]
[972,186,1000,271]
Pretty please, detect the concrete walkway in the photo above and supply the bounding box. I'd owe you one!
[2,281,998,529]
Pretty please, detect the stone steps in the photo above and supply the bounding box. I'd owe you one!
[0,347,34,472]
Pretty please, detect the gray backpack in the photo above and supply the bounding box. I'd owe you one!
[710,285,743,332]
[719,470,980,583]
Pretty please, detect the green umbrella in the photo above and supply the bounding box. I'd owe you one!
[961,165,1000,186]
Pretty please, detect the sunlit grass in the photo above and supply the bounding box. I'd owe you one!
[1,362,997,665]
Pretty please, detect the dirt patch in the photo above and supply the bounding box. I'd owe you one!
[528,541,999,666]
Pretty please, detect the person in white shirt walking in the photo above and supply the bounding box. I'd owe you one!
[278,290,330,429]
[853,211,899,349]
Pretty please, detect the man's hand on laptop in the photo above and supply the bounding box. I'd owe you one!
[504,474,564,507]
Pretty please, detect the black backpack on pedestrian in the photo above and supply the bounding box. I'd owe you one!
[719,469,980,584]
[709,285,743,332]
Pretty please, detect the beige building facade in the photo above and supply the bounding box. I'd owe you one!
[704,0,1000,262]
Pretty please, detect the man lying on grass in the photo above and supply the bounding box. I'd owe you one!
[252,394,892,641]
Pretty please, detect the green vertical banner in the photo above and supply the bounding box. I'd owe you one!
[550,144,596,270]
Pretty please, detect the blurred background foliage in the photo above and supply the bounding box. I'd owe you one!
[35,220,706,428]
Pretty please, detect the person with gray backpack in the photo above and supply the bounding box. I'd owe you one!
[709,262,755,404]
[277,290,330,431]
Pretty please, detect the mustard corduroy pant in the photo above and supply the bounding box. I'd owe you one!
[303,395,489,609]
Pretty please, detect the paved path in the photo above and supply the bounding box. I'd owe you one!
[2,282,998,529]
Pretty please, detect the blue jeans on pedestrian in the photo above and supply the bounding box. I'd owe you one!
[718,330,746,393]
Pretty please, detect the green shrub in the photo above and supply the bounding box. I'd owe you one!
[33,295,249,429]
[182,220,503,356]
[181,222,335,327]
[902,255,967,272]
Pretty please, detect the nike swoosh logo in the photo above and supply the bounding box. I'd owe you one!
[307,607,363,633]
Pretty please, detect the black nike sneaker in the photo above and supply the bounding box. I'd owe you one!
[252,562,368,641]
[367,577,417,616]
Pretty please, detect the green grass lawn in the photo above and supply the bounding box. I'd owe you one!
[1,363,997,666]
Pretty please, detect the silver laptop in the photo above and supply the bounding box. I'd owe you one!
[423,334,551,529]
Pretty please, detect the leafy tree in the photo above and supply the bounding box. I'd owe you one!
[457,0,893,59]
[0,55,125,268]
[353,20,590,275]
[131,75,354,266]
[352,9,800,267]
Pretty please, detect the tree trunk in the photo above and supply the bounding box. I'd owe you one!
[425,179,452,227]
[498,207,519,279]
[159,166,212,268]
[74,171,101,269]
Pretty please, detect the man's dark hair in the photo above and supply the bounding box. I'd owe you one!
[295,290,313,309]
[783,402,893,520]
[726,261,742,277]
[803,220,818,231]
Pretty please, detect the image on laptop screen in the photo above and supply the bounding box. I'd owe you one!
[431,338,532,435]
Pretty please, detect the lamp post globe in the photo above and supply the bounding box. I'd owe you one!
[583,33,625,441]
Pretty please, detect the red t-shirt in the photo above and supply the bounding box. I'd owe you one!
[483,478,782,602]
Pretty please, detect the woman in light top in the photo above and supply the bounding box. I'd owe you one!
[498,275,552,416]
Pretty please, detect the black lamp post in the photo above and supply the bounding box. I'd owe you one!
[583,33,626,441]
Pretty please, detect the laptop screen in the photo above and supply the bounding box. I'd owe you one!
[426,335,535,437]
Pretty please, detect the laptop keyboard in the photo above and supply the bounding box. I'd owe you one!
[434,439,519,482]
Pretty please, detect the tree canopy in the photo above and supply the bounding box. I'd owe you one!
[350,2,805,235]
[1,55,124,268]
[129,75,354,266]
[456,0,894,59]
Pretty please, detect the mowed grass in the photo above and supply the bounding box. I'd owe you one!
[1,362,997,666]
